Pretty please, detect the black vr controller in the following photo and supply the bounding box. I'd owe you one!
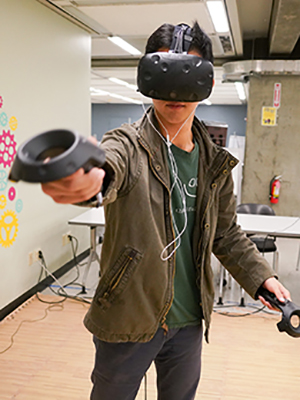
[257,287,300,338]
[9,129,106,183]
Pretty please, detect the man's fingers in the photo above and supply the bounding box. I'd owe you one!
[262,277,292,302]
[258,296,273,310]
[88,136,98,145]
[41,167,105,204]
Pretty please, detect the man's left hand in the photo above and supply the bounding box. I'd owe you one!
[259,277,291,311]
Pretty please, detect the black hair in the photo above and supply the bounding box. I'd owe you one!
[145,21,214,64]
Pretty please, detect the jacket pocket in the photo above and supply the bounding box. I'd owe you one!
[96,246,142,310]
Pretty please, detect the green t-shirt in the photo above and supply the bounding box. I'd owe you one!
[165,141,202,328]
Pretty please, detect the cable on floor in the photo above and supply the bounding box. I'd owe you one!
[69,234,88,268]
[213,304,266,317]
[37,251,91,305]
[1,238,100,355]
[0,303,64,355]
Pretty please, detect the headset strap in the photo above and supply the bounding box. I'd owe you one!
[169,24,193,53]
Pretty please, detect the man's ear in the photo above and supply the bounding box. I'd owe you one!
[212,79,215,88]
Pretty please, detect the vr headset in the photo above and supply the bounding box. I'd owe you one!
[137,23,214,102]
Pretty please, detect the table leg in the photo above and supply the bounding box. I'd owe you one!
[80,226,101,294]
[217,264,225,305]
[296,242,300,272]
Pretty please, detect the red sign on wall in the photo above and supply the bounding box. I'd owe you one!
[273,83,281,108]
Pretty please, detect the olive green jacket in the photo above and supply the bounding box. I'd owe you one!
[83,107,275,342]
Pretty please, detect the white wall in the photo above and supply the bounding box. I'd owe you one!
[0,0,92,309]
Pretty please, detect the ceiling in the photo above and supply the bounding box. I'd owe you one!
[37,0,300,105]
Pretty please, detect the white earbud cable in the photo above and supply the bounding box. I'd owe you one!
[141,101,196,261]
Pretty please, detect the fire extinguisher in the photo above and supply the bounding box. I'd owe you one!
[269,175,282,204]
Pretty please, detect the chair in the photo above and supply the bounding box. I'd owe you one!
[236,203,278,271]
[217,203,279,306]
[236,203,279,305]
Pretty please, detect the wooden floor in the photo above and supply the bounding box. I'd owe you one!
[0,294,299,400]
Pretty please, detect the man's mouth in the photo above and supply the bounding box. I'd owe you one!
[166,103,185,109]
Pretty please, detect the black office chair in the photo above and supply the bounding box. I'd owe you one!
[236,203,278,268]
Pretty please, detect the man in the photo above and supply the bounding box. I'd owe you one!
[42,22,290,400]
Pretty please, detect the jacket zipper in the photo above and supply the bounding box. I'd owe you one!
[138,137,176,328]
[199,154,229,233]
[102,251,136,299]
[196,154,233,323]
[196,154,231,270]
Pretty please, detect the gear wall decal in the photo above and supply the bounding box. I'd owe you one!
[0,94,23,247]
[0,194,7,209]
[8,186,16,201]
[15,199,23,213]
[0,210,18,247]
[9,116,18,131]
[0,112,8,127]
[0,170,8,191]
[0,130,17,168]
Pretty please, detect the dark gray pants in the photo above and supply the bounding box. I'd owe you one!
[90,324,203,400]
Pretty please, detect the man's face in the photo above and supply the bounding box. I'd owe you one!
[152,49,203,127]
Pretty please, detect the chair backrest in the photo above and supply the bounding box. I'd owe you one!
[236,203,275,216]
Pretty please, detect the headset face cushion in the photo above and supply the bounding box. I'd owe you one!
[137,52,214,102]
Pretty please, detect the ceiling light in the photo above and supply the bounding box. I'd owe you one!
[108,36,141,56]
[201,99,212,106]
[91,87,142,105]
[109,93,142,105]
[207,1,230,33]
[235,82,246,101]
[109,77,138,91]
[90,88,109,96]
[109,77,129,86]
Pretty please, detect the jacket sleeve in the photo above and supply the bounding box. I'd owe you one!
[100,127,142,206]
[75,127,138,208]
[212,173,276,299]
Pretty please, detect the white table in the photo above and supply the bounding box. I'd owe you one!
[70,209,300,295]
[237,214,300,239]
[218,213,300,304]
[237,213,300,272]
[68,207,105,293]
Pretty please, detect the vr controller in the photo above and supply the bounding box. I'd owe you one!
[9,129,106,183]
[257,287,300,338]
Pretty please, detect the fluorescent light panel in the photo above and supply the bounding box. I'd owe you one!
[90,87,142,104]
[109,77,138,91]
[108,36,141,56]
[207,1,229,33]
[235,82,246,101]
[90,87,109,96]
[109,93,142,105]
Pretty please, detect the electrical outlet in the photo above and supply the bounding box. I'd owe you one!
[28,249,41,266]
[62,232,71,246]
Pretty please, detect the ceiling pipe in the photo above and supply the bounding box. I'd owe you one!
[222,59,300,83]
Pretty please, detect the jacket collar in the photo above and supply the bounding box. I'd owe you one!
[135,106,166,159]
[135,105,239,182]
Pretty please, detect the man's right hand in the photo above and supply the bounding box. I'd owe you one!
[41,167,105,205]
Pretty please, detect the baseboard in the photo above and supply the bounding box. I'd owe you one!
[0,248,90,322]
